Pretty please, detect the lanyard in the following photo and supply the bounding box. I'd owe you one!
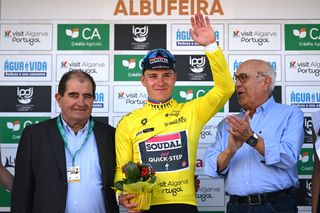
[57,115,94,166]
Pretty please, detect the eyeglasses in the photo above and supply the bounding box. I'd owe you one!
[233,72,267,84]
[141,48,176,70]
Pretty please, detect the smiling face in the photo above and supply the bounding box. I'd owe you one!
[235,60,273,113]
[55,76,94,132]
[141,69,176,102]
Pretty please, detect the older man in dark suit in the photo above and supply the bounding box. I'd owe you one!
[11,70,119,213]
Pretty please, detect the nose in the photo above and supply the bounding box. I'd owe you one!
[157,76,165,86]
[76,96,86,106]
[234,79,242,87]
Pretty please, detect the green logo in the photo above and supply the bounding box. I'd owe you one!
[57,24,109,50]
[172,86,224,112]
[0,117,49,143]
[0,188,10,207]
[114,55,144,81]
[297,147,314,175]
[285,24,320,50]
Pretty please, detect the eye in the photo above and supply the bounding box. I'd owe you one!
[68,93,79,99]
[83,94,94,99]
[238,74,249,83]
[148,74,157,79]
[163,73,172,78]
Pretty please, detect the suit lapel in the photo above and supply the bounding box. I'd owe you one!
[48,117,67,181]
[94,123,109,188]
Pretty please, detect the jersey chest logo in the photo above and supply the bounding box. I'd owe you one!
[138,131,189,172]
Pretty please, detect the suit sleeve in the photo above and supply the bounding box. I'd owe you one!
[11,126,34,213]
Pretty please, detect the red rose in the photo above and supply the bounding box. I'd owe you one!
[141,167,150,177]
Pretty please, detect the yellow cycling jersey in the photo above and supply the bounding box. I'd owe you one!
[115,47,234,206]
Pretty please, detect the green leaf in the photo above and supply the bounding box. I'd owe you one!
[123,161,140,182]
[114,181,124,191]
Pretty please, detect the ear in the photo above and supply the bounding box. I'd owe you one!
[55,93,63,106]
[263,76,272,91]
[141,74,146,87]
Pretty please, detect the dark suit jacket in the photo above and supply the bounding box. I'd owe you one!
[11,117,119,213]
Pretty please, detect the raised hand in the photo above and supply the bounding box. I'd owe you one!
[189,13,216,46]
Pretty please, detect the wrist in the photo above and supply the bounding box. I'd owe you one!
[205,42,218,52]
[246,131,258,147]
[116,192,123,206]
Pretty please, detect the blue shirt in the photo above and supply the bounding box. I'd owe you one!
[61,118,106,213]
[204,96,304,196]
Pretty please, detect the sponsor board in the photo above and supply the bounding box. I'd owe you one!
[0,144,16,207]
[172,86,223,113]
[229,86,281,112]
[295,178,312,206]
[228,54,281,81]
[114,55,144,81]
[199,116,224,144]
[112,116,122,128]
[298,144,314,176]
[109,0,226,19]
[91,85,109,113]
[304,116,314,143]
[171,24,224,50]
[56,54,109,82]
[228,24,281,50]
[285,86,320,112]
[0,186,10,208]
[113,85,147,112]
[0,117,50,144]
[196,178,225,207]
[55,86,109,113]
[0,86,51,112]
[0,144,16,175]
[172,86,211,102]
[114,24,166,50]
[195,148,206,175]
[0,54,52,81]
[285,55,320,81]
[175,55,213,81]
[57,24,109,50]
[93,117,109,125]
[285,24,320,50]
[0,24,52,50]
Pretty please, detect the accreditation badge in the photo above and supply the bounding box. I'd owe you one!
[67,166,80,183]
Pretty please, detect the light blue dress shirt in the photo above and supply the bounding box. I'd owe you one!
[204,96,304,196]
[61,118,106,213]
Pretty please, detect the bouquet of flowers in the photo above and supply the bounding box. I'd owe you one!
[114,161,157,210]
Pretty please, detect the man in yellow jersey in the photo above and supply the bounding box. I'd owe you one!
[115,13,234,213]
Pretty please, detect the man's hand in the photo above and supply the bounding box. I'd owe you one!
[225,111,251,154]
[119,194,140,213]
[226,111,252,143]
[190,13,215,46]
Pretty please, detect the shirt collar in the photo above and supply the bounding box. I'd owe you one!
[241,96,275,115]
[60,116,89,134]
[146,98,175,110]
[148,96,172,104]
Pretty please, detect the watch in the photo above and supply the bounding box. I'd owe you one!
[246,132,258,147]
